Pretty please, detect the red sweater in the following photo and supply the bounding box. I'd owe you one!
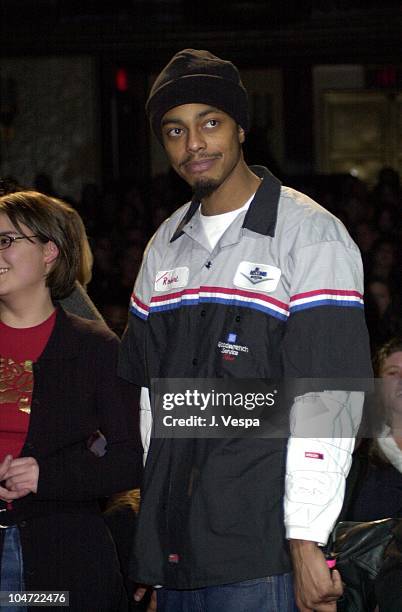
[0,311,56,462]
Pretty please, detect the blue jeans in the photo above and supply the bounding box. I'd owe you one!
[0,526,27,612]
[157,573,298,612]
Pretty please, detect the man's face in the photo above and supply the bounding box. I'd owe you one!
[161,103,245,200]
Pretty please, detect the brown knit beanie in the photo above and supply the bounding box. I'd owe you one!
[146,49,249,142]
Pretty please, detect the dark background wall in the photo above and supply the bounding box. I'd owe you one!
[0,0,401,195]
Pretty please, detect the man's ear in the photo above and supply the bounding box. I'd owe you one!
[238,125,245,144]
[43,240,59,266]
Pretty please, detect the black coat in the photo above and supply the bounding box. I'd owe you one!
[345,442,402,522]
[0,307,142,611]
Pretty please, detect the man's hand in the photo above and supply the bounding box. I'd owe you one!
[134,586,157,611]
[3,457,39,499]
[290,539,343,612]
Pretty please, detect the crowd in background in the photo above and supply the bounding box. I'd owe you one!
[3,165,401,352]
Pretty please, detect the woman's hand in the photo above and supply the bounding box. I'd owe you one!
[0,454,17,501]
[3,456,39,499]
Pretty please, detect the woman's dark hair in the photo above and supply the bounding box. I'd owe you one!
[0,190,93,299]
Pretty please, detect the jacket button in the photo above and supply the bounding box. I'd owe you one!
[200,310,206,317]
[20,521,27,528]
[235,315,241,322]
[192,358,198,366]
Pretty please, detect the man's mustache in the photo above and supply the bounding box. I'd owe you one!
[180,153,223,168]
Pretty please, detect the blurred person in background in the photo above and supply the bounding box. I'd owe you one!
[346,338,402,522]
[343,338,402,611]
[365,278,401,350]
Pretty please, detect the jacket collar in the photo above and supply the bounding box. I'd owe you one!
[377,429,402,473]
[38,305,81,361]
[170,166,281,243]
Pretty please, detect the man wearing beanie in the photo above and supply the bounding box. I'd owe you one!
[119,49,371,611]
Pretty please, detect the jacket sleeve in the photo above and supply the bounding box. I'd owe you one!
[35,334,142,500]
[118,211,186,387]
[284,391,363,544]
[139,387,152,465]
[118,235,158,388]
[281,234,372,544]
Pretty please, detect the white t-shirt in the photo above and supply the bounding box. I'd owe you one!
[199,195,253,250]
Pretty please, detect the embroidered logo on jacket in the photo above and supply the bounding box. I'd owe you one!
[244,266,268,284]
[218,333,249,362]
[233,261,281,293]
[154,267,189,292]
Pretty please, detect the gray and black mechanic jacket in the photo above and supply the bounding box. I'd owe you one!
[119,166,372,589]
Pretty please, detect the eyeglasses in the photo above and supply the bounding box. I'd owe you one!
[0,235,38,250]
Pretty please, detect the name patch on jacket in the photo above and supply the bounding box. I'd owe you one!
[233,261,281,293]
[155,267,189,292]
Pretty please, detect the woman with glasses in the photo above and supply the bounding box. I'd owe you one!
[0,190,141,611]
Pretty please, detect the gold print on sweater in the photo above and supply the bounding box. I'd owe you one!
[0,357,33,414]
